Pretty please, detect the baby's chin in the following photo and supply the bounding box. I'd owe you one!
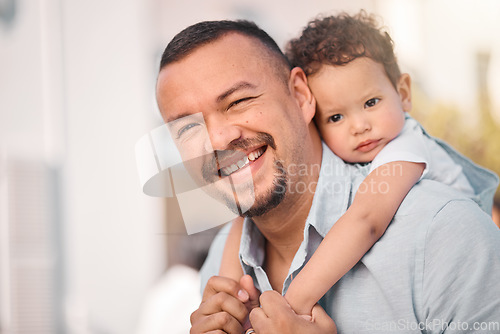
[340,151,378,164]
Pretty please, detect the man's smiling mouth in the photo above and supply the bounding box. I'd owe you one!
[219,146,266,176]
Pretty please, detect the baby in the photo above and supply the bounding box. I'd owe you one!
[219,11,480,319]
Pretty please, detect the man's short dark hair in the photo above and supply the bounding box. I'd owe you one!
[159,20,291,73]
[286,11,401,88]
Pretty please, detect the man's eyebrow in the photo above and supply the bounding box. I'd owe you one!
[216,81,257,103]
[165,112,193,124]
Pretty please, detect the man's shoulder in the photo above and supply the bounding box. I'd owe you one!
[335,178,500,330]
[396,179,488,224]
[405,181,500,324]
[399,179,467,209]
[391,179,498,248]
[361,179,499,305]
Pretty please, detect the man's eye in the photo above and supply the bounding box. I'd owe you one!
[328,114,343,123]
[364,98,380,108]
[177,123,199,138]
[227,97,254,110]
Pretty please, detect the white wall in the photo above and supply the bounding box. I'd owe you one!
[1,0,166,333]
[61,1,166,333]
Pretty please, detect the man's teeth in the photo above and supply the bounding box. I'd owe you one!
[221,148,264,176]
[248,148,264,161]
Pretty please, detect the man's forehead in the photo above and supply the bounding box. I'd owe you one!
[156,34,271,121]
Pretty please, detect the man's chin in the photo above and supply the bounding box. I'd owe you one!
[241,179,287,218]
[214,187,285,218]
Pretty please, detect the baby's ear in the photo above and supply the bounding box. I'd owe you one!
[290,67,316,123]
[398,73,412,112]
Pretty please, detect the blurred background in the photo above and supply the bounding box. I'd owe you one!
[1,0,499,333]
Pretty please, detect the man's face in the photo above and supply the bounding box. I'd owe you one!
[156,33,311,217]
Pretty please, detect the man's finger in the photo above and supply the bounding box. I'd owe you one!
[190,310,243,334]
[239,275,261,331]
[259,290,292,318]
[203,276,249,303]
[197,291,248,324]
[311,304,337,333]
[249,305,269,332]
[240,275,261,309]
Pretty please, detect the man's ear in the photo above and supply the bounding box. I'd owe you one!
[398,73,412,112]
[289,67,316,123]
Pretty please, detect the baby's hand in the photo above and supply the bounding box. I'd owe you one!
[284,291,315,319]
[283,293,314,321]
[249,291,337,334]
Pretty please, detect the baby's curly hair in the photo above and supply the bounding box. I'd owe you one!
[286,11,401,88]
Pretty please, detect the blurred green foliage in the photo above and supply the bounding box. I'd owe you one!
[411,85,500,204]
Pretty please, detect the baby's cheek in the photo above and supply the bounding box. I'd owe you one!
[323,135,350,158]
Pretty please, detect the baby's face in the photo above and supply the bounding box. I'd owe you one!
[308,57,410,163]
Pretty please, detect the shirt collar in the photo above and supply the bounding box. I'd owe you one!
[306,143,357,237]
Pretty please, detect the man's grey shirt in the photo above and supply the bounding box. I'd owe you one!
[200,139,500,333]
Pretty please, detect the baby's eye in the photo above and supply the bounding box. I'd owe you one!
[328,114,343,123]
[364,98,380,108]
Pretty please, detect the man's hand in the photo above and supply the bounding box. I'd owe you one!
[190,275,260,334]
[249,290,337,334]
[239,275,261,331]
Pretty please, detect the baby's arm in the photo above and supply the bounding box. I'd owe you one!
[285,161,425,316]
[219,216,245,281]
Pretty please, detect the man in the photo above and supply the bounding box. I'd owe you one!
[156,20,500,333]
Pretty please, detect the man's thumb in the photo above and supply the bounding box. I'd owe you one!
[311,304,337,333]
[239,275,260,310]
[239,275,260,332]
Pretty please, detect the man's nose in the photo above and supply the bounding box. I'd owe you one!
[205,115,242,151]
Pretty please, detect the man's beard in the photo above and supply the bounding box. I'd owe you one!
[200,132,288,217]
[243,158,287,217]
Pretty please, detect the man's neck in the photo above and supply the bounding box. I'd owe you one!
[253,125,322,270]
[252,163,320,293]
[248,123,322,291]
[254,189,315,258]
